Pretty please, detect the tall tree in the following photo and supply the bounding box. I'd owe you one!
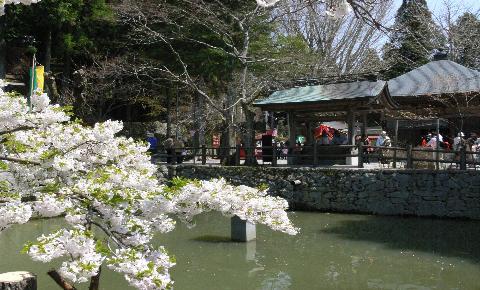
[384,0,445,78]
[450,12,480,69]
[2,0,114,92]
[276,0,393,78]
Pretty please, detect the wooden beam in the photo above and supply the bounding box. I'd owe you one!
[306,121,313,144]
[347,110,356,145]
[361,112,367,137]
[287,111,296,147]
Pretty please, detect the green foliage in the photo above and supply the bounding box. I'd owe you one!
[3,0,115,69]
[0,161,9,171]
[384,0,445,78]
[256,183,269,191]
[40,182,61,193]
[163,177,194,198]
[39,149,61,161]
[95,240,110,256]
[3,136,28,153]
[451,13,480,69]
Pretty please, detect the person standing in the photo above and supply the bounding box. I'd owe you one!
[361,134,371,163]
[426,134,438,148]
[174,137,185,164]
[164,135,175,164]
[453,132,465,151]
[146,132,158,155]
[376,131,391,147]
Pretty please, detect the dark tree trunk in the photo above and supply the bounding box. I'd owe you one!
[0,17,6,79]
[61,27,73,91]
[193,94,199,148]
[193,92,206,149]
[47,270,76,290]
[72,68,87,119]
[63,54,72,89]
[166,87,172,138]
[88,267,101,290]
[44,72,61,104]
[242,103,257,166]
[197,91,206,146]
[219,116,235,165]
[219,90,236,165]
[43,29,52,72]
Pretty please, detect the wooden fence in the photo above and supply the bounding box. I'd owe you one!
[153,143,479,170]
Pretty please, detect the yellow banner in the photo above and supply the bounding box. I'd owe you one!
[35,66,44,93]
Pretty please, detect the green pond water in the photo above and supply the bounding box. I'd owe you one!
[1,212,480,290]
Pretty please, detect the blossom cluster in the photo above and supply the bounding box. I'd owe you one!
[1,0,42,16]
[0,80,297,290]
[162,178,298,235]
[26,226,104,283]
[256,0,352,19]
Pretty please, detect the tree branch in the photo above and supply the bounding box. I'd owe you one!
[0,156,41,166]
[47,269,77,290]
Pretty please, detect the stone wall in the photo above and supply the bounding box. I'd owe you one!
[163,165,480,219]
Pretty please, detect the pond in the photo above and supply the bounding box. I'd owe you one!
[1,212,479,290]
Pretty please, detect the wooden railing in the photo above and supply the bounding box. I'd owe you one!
[151,143,480,170]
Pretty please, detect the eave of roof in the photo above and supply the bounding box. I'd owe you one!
[254,80,387,107]
[388,60,480,97]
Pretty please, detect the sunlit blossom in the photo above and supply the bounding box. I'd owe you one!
[0,79,297,290]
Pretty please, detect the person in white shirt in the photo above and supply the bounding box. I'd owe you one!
[375,131,391,147]
[453,132,465,151]
[427,135,438,148]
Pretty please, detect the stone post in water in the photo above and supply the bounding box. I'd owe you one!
[231,216,256,242]
[0,272,37,290]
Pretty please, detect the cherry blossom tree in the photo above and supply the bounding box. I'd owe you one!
[0,82,297,290]
[0,3,298,290]
[0,0,393,288]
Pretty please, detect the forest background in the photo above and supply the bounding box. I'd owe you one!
[1,0,479,160]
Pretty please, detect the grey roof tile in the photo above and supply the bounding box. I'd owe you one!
[254,81,386,105]
[388,60,480,97]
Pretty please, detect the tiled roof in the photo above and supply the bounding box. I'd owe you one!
[254,81,386,106]
[388,60,480,97]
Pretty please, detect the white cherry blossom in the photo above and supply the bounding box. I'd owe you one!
[0,85,297,289]
[0,1,297,289]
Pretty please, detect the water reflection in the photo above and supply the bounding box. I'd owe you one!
[261,272,291,290]
[320,215,480,264]
[1,213,480,290]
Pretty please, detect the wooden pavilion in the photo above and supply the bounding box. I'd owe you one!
[387,59,480,141]
[254,80,399,150]
[255,57,480,154]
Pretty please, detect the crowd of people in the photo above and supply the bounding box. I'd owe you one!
[419,131,480,153]
[145,128,479,165]
[146,133,186,164]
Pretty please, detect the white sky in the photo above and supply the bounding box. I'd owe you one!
[394,0,480,16]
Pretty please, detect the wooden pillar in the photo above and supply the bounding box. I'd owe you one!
[460,146,467,170]
[347,110,356,145]
[361,112,367,137]
[288,111,296,147]
[346,110,358,166]
[235,144,241,166]
[393,119,399,168]
[306,122,313,145]
[358,142,364,168]
[287,112,296,165]
[436,118,440,170]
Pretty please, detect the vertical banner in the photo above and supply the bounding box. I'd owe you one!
[35,66,44,93]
